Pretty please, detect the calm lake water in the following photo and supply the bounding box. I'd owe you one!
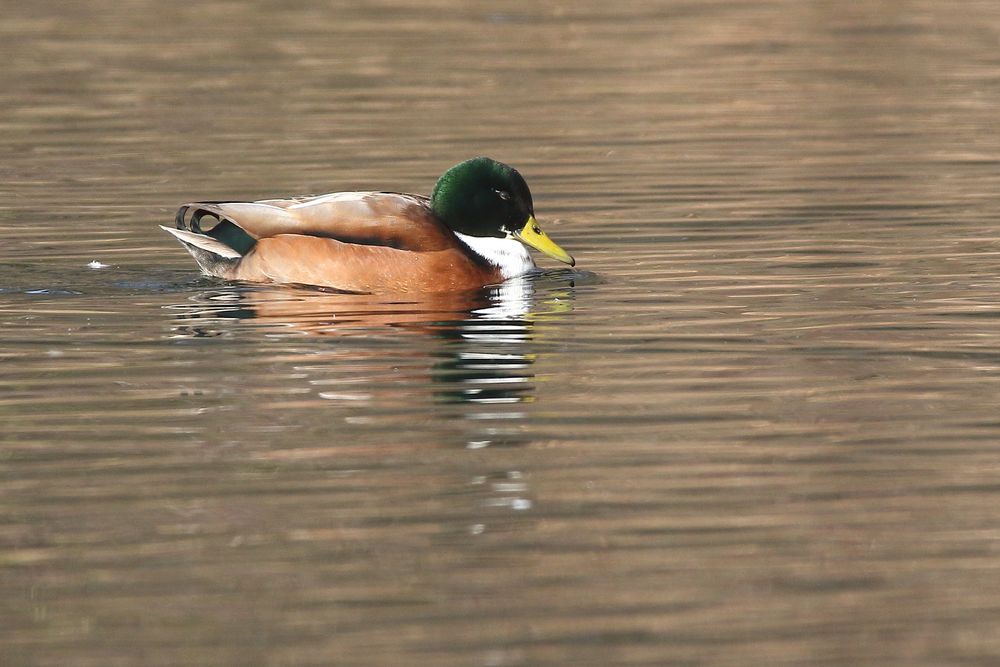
[5,1,1000,665]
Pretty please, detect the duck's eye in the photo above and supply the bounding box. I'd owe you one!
[493,189,511,202]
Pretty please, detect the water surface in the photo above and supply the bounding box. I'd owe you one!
[4,1,1000,665]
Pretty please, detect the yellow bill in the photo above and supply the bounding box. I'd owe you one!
[513,216,575,266]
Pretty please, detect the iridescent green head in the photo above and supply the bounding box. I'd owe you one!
[430,157,574,265]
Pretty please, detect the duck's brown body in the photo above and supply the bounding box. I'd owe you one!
[234,234,502,293]
[165,191,505,293]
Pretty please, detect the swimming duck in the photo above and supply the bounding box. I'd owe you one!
[161,157,574,293]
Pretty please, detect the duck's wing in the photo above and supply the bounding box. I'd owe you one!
[174,191,454,253]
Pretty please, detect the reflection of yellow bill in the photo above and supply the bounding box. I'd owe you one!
[513,216,575,266]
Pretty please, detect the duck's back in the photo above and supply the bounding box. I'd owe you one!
[182,192,455,251]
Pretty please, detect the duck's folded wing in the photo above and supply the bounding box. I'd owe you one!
[176,192,453,252]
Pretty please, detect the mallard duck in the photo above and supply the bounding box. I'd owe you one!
[161,157,574,293]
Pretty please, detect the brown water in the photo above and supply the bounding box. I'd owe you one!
[4,1,1000,665]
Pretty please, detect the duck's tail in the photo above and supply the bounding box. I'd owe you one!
[161,203,256,278]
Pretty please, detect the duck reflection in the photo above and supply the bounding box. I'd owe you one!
[168,274,575,448]
[428,279,537,409]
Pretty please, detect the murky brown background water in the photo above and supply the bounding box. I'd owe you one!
[4,1,1000,665]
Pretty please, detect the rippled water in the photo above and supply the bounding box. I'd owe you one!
[5,1,1000,665]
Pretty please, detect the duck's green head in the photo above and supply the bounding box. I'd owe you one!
[431,157,574,266]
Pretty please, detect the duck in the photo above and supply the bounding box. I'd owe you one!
[160,157,574,293]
